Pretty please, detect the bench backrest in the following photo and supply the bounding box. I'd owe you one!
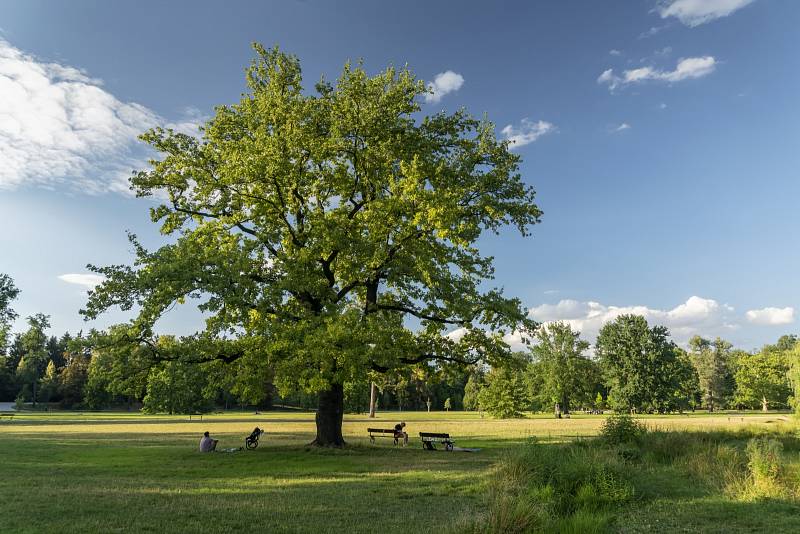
[367,428,396,434]
[419,432,450,439]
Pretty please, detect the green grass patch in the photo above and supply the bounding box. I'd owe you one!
[0,411,798,533]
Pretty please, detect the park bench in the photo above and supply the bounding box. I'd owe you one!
[367,428,399,446]
[188,413,203,421]
[419,432,454,451]
[0,413,14,421]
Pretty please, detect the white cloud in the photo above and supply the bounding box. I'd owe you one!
[598,56,716,91]
[658,0,756,27]
[0,39,203,195]
[609,49,622,56]
[501,118,555,149]
[639,24,669,39]
[528,296,736,345]
[613,122,631,132]
[424,70,464,104]
[745,307,795,326]
[659,102,668,109]
[58,273,106,289]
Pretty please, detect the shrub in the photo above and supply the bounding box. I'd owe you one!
[467,442,633,532]
[746,436,783,482]
[742,436,788,499]
[599,414,646,445]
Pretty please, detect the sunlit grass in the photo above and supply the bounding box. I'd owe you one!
[0,411,795,533]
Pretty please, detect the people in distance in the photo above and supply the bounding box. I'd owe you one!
[394,421,409,446]
[199,431,218,452]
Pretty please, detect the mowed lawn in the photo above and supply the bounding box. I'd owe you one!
[0,411,792,533]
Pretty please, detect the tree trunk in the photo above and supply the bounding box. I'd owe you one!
[368,382,377,418]
[312,383,346,447]
[762,396,768,412]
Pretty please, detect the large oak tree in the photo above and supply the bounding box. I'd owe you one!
[84,45,541,446]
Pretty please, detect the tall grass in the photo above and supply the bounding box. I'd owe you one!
[466,423,800,533]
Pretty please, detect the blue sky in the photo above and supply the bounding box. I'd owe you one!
[1,0,798,349]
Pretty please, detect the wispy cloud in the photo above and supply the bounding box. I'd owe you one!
[639,24,670,39]
[58,273,105,289]
[598,56,716,91]
[657,0,756,27]
[745,307,795,326]
[0,39,203,195]
[609,49,622,56]
[613,122,631,132]
[501,118,555,149]
[424,70,464,104]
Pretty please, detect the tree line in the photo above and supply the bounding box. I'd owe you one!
[3,272,798,418]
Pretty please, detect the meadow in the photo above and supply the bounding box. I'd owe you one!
[0,411,798,533]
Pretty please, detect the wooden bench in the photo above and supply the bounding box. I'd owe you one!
[188,413,203,421]
[419,432,454,451]
[368,428,399,446]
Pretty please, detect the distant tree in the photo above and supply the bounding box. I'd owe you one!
[6,334,24,375]
[773,335,798,353]
[530,322,598,415]
[0,274,20,354]
[343,379,370,414]
[689,336,733,411]
[38,360,59,405]
[462,368,485,411]
[142,360,214,414]
[0,356,15,401]
[84,328,150,409]
[59,349,91,409]
[478,361,529,418]
[595,315,685,413]
[594,392,605,410]
[82,45,540,446]
[666,347,701,413]
[15,314,51,407]
[444,397,451,411]
[734,350,791,411]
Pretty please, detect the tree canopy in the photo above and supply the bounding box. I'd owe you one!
[83,44,541,445]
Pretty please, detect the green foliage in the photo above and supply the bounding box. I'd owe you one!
[596,315,694,413]
[746,437,783,483]
[38,360,59,404]
[734,350,791,411]
[82,44,540,442]
[599,414,646,445]
[0,273,20,354]
[444,397,452,411]
[462,369,485,411]
[142,360,214,414]
[530,322,598,413]
[470,441,633,532]
[343,379,370,413]
[690,336,734,411]
[478,363,529,418]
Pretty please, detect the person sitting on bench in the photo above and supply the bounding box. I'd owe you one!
[394,422,409,446]
[199,431,218,452]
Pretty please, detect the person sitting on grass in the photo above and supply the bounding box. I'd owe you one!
[394,422,409,446]
[199,431,218,452]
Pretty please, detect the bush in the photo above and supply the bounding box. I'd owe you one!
[746,436,783,482]
[599,414,646,445]
[464,442,633,532]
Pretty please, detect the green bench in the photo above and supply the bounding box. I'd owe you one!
[419,432,454,451]
[368,428,399,445]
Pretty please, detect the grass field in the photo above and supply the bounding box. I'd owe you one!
[0,411,797,533]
